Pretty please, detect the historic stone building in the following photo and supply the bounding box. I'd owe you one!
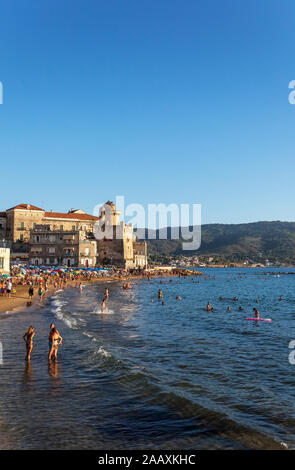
[0,202,147,268]
[3,204,98,244]
[96,201,147,269]
[29,225,97,267]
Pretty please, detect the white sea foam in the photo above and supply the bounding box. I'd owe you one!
[92,307,114,314]
[55,310,78,329]
[95,346,111,358]
[83,331,96,341]
[82,332,111,357]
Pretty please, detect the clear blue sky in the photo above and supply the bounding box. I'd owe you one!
[0,0,294,225]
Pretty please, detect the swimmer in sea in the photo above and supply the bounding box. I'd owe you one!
[23,325,35,361]
[239,306,243,311]
[158,289,163,299]
[101,298,106,312]
[105,287,109,299]
[279,296,283,301]
[207,301,213,312]
[255,299,259,303]
[233,297,238,302]
[227,306,231,311]
[176,296,181,300]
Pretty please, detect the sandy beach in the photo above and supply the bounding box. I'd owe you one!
[0,272,179,315]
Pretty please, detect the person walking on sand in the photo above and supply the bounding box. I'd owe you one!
[23,325,35,361]
[28,285,34,300]
[6,280,12,298]
[48,326,62,361]
[38,286,44,301]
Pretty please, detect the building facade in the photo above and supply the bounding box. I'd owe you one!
[96,201,147,269]
[1,202,147,269]
[0,247,10,273]
[29,225,97,267]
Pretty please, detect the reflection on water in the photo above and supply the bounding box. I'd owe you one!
[23,361,33,383]
[48,360,61,380]
[0,268,294,449]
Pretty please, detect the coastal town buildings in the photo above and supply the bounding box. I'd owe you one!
[0,246,10,273]
[29,225,97,267]
[0,202,147,269]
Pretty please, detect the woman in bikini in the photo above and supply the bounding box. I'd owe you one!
[23,325,35,361]
[48,327,63,361]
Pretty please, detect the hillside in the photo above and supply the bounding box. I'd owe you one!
[137,221,295,264]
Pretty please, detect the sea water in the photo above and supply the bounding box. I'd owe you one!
[0,267,294,449]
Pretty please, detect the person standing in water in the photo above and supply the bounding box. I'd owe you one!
[158,289,163,299]
[23,325,35,361]
[48,326,63,361]
[253,307,259,320]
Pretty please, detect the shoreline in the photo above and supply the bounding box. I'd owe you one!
[0,272,176,316]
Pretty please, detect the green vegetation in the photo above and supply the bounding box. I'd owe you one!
[139,221,295,265]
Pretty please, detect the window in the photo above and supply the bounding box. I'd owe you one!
[72,225,75,230]
[60,225,63,231]
[0,258,3,269]
[20,222,24,229]
[33,223,36,229]
[48,247,55,254]
[85,248,89,255]
[20,234,24,241]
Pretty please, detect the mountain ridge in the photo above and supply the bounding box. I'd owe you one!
[136,220,295,264]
